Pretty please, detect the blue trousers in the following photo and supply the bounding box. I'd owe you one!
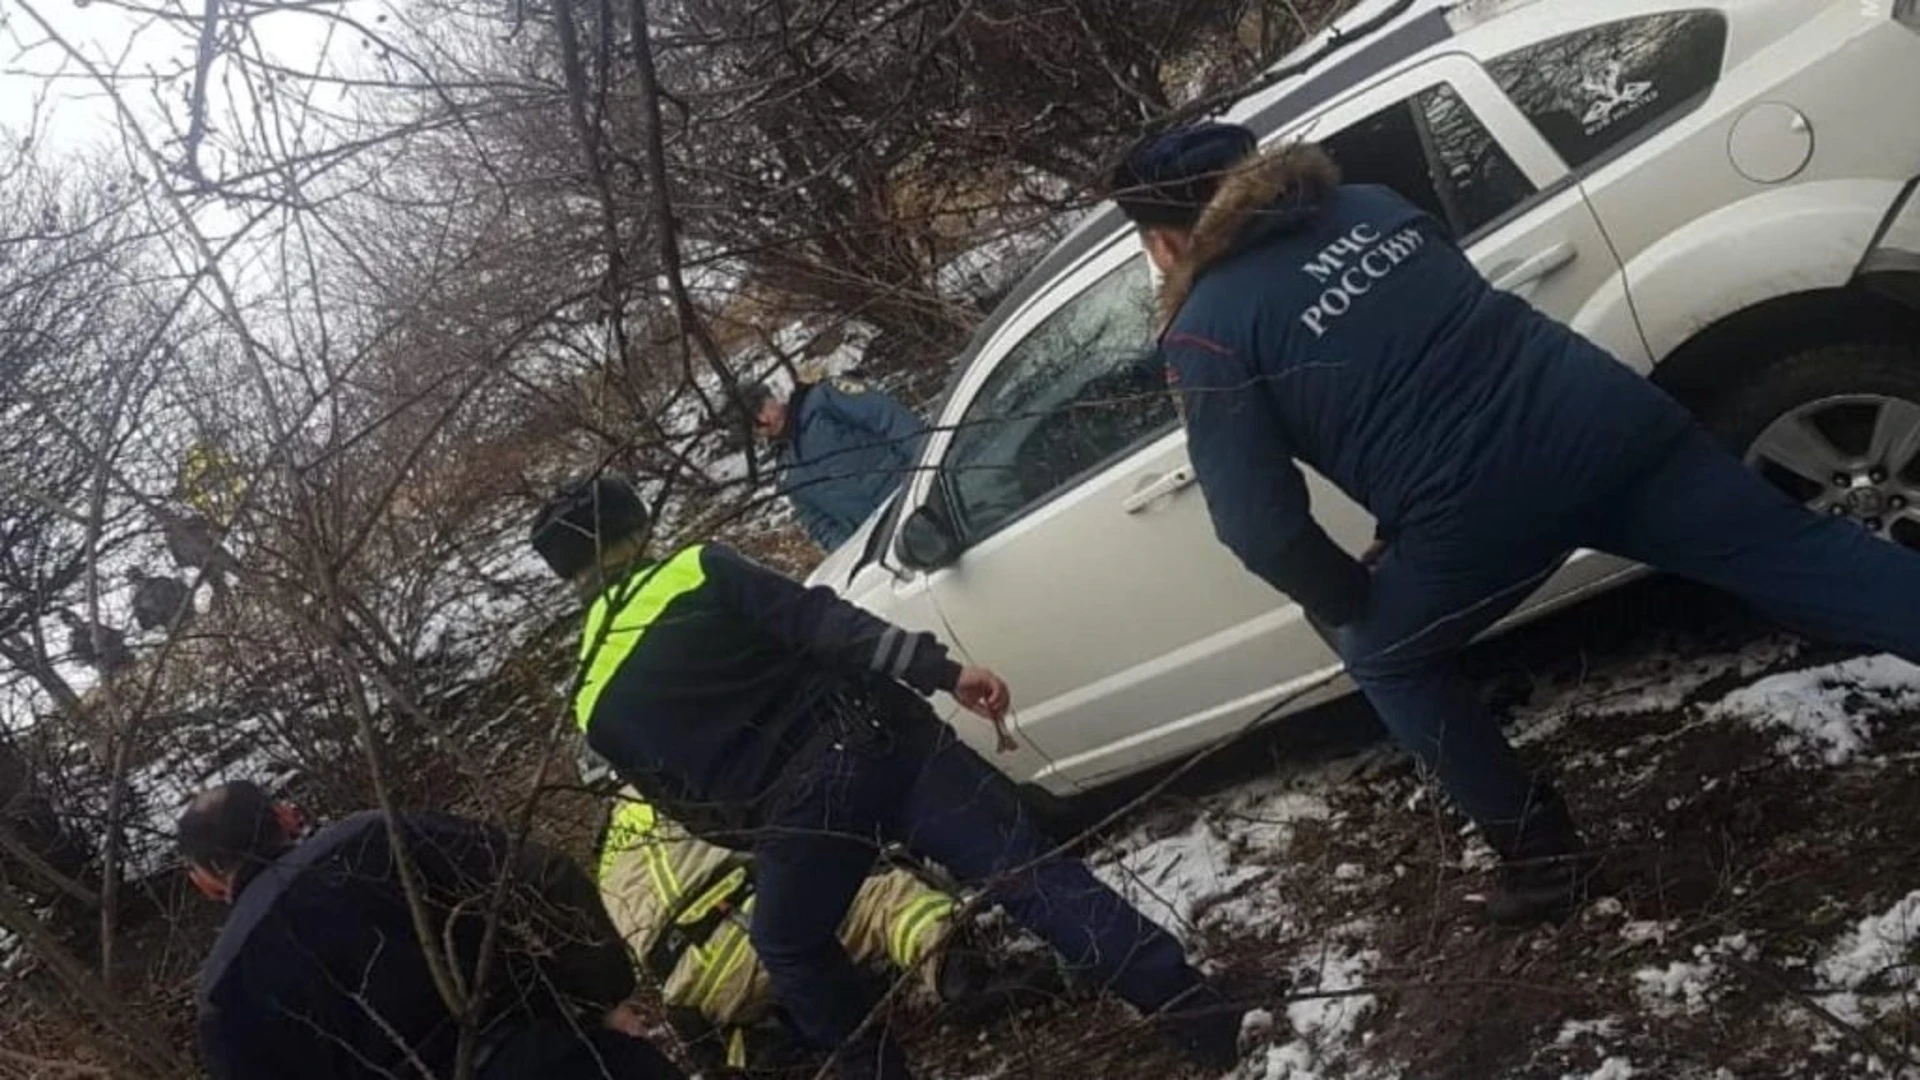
[749,685,1204,1080]
[1340,429,1920,837]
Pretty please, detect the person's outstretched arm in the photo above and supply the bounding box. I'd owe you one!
[1163,333,1369,628]
[700,545,960,695]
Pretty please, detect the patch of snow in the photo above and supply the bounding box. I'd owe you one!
[1457,836,1498,873]
[1634,956,1720,1017]
[1632,935,1757,1017]
[1811,889,1920,1026]
[1705,655,1920,766]
[1094,777,1332,944]
[1555,1018,1622,1046]
[1564,1058,1636,1080]
[1511,636,1800,747]
[933,224,1065,304]
[1247,944,1380,1080]
[1093,815,1272,941]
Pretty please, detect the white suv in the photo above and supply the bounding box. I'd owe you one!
[808,0,1920,799]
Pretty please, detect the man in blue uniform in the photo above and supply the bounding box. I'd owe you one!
[532,475,1240,1080]
[742,377,925,550]
[183,780,681,1079]
[1111,123,1920,925]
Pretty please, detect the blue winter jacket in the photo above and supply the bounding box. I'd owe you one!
[1158,144,1695,625]
[779,378,926,549]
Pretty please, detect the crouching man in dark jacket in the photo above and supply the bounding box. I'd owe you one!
[742,377,925,551]
[532,476,1241,1080]
[182,780,683,1080]
[1112,124,1920,925]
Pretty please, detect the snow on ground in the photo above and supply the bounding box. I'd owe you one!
[934,221,1071,305]
[1055,611,1920,1080]
[412,510,564,673]
[1091,775,1332,944]
[1251,941,1382,1080]
[1509,635,1802,748]
[1631,934,1755,1018]
[1094,812,1271,936]
[1705,654,1920,766]
[1809,889,1920,1028]
[1567,1059,1636,1080]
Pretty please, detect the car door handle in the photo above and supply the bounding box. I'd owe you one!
[1489,242,1579,293]
[1123,467,1197,514]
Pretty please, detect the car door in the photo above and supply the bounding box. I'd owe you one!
[902,237,1360,795]
[1302,54,1649,614]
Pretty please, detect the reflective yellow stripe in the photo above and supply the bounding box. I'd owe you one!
[676,866,748,926]
[692,923,744,1007]
[695,900,757,1012]
[889,894,955,969]
[597,797,660,884]
[573,545,708,731]
[725,1028,748,1069]
[178,441,246,526]
[598,794,699,963]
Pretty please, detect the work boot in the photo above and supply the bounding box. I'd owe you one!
[1479,784,1606,926]
[837,1030,912,1080]
[934,945,1069,1025]
[1157,982,1246,1071]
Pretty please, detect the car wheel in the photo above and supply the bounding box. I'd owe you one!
[1705,339,1920,551]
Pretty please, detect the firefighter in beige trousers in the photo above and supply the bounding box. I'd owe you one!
[597,789,971,1072]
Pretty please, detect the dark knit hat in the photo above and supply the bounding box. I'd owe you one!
[177,780,282,872]
[734,381,777,422]
[1108,122,1259,230]
[530,475,651,581]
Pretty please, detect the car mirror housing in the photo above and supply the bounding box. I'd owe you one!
[895,505,960,571]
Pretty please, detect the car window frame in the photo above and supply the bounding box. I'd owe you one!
[1293,52,1575,247]
[915,237,1175,553]
[898,230,1135,504]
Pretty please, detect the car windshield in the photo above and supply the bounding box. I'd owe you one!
[942,255,1169,540]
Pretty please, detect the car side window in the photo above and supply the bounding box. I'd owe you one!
[1320,82,1536,239]
[942,255,1171,542]
[1485,11,1729,170]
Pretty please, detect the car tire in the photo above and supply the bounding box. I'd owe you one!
[1703,338,1920,551]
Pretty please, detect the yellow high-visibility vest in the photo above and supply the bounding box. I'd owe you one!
[573,545,707,731]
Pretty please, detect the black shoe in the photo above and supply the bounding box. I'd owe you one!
[935,947,1069,1025]
[1483,848,1606,925]
[1478,782,1606,926]
[837,1031,913,1080]
[1157,983,1246,1071]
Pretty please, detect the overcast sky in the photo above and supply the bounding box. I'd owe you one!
[2,0,362,164]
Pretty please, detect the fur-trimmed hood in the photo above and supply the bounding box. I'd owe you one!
[1157,142,1341,327]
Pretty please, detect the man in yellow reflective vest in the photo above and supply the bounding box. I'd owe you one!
[531,476,1242,1080]
[597,788,1058,1073]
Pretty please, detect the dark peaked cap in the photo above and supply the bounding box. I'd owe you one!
[1108,122,1258,229]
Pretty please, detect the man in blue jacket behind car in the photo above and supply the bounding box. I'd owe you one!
[743,376,925,550]
[1110,122,1920,925]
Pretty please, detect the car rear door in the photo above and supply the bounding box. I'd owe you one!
[1297,53,1649,617]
